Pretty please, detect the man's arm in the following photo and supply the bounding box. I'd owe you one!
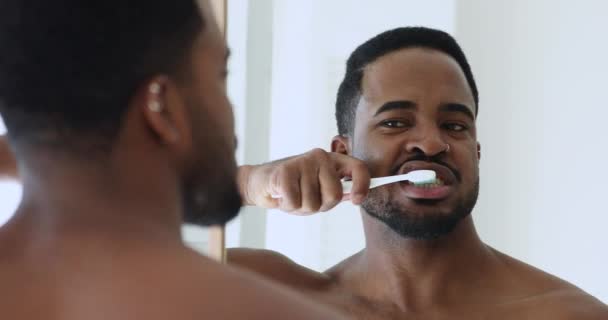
[0,135,17,180]
[237,148,371,214]
[0,143,371,214]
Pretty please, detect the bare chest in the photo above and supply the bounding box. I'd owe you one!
[308,287,562,320]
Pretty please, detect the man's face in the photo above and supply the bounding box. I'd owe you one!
[177,1,241,226]
[351,48,479,239]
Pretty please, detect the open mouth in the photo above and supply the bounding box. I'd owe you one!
[395,162,457,200]
[406,177,446,188]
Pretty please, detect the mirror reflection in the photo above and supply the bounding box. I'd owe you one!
[227,0,608,308]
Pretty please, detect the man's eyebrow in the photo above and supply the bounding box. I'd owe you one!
[439,103,476,121]
[373,100,417,117]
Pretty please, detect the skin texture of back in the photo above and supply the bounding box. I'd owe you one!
[0,229,344,320]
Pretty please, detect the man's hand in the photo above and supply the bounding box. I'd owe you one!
[238,149,371,215]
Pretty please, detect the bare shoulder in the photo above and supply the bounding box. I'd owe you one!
[227,247,332,290]
[492,249,608,319]
[0,244,347,320]
[159,249,347,320]
[499,288,608,320]
[547,289,608,319]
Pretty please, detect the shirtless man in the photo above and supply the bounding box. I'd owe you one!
[233,27,608,319]
[0,0,345,319]
[1,17,605,320]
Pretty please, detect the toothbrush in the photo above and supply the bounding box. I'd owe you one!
[341,170,436,194]
[271,170,436,198]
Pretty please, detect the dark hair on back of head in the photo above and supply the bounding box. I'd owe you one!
[0,0,204,152]
[335,26,478,136]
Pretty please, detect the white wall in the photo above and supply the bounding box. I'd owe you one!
[456,0,608,303]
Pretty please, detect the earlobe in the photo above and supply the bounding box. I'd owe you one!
[147,82,163,112]
[331,135,351,155]
[142,78,180,145]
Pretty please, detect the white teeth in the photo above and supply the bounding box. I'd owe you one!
[414,178,444,188]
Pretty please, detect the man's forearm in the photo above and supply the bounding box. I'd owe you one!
[0,135,18,180]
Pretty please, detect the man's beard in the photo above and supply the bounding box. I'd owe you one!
[179,105,242,226]
[362,178,479,240]
[181,170,242,226]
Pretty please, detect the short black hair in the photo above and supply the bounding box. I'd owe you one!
[335,26,479,136]
[0,0,204,151]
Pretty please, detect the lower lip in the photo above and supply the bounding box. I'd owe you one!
[399,183,453,200]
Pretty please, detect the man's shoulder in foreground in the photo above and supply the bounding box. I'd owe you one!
[173,248,348,319]
[0,241,346,320]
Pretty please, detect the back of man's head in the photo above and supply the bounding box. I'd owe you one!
[0,0,203,152]
[0,0,241,227]
[335,26,479,136]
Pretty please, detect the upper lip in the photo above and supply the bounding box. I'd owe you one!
[398,161,458,185]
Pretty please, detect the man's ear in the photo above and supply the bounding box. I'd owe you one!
[140,76,192,151]
[477,142,481,160]
[331,135,351,155]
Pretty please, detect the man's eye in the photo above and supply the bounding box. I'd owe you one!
[444,123,468,132]
[381,120,408,128]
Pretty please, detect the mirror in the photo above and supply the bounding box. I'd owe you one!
[229,0,608,303]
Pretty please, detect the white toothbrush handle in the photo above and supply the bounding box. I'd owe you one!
[341,177,396,194]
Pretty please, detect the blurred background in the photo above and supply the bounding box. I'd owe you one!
[1,0,606,303]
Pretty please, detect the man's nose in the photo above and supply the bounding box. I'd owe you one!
[404,124,447,157]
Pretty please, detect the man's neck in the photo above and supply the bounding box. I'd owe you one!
[7,153,184,248]
[353,214,500,310]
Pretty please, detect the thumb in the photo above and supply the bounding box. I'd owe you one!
[330,153,371,205]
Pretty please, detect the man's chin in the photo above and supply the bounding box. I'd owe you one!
[182,184,243,227]
[185,210,240,227]
[183,202,241,227]
[361,188,478,240]
[385,197,459,216]
[364,208,470,240]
